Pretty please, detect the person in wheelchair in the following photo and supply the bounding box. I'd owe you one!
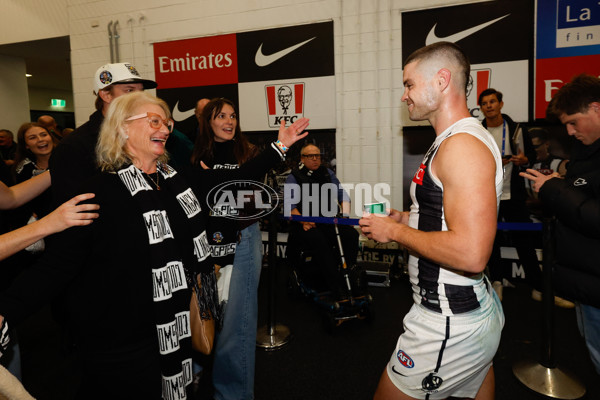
[283,143,359,300]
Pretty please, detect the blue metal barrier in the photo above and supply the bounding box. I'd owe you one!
[282,214,543,231]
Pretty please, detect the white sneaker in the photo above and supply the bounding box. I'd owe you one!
[492,281,503,301]
[531,289,576,309]
[502,278,516,288]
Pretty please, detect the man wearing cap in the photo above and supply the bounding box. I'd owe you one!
[50,62,193,205]
[50,63,157,205]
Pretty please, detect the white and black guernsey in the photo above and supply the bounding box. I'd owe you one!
[408,117,503,316]
[205,141,243,270]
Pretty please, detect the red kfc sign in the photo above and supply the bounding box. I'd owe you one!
[265,83,305,127]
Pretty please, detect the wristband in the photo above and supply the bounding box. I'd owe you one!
[270,142,286,160]
[274,140,288,153]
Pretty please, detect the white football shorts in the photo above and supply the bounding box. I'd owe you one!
[386,284,504,399]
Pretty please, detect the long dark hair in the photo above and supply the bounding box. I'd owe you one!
[12,122,54,172]
[190,98,256,166]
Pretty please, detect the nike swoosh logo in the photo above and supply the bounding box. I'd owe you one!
[172,101,195,122]
[391,366,407,377]
[255,37,316,67]
[425,14,510,45]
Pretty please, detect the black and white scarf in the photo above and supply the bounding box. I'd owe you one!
[117,162,220,399]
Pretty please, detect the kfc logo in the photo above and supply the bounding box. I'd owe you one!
[265,83,305,127]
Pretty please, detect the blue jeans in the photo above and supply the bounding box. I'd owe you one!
[576,303,600,374]
[213,222,262,400]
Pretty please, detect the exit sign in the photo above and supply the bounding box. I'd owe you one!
[51,99,66,107]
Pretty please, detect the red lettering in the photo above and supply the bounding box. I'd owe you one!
[412,163,427,185]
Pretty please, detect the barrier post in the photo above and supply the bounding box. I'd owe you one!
[256,182,291,350]
[512,217,586,399]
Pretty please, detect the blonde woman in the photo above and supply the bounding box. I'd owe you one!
[0,91,307,399]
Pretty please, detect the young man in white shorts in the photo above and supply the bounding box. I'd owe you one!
[360,41,504,400]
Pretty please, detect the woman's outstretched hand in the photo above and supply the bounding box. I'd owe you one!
[277,118,310,149]
[42,193,100,234]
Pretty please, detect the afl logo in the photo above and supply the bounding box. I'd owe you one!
[396,350,414,368]
[206,180,279,220]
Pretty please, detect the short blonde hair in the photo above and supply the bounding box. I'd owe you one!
[97,91,171,171]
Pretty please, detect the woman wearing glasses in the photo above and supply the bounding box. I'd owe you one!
[284,143,358,301]
[0,92,308,399]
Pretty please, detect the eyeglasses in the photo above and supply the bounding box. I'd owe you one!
[126,112,174,133]
[301,153,321,160]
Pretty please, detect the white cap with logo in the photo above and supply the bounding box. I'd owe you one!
[94,62,157,94]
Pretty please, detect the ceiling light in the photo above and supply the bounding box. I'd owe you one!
[25,74,32,77]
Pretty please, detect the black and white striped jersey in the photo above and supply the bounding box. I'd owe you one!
[407,117,503,316]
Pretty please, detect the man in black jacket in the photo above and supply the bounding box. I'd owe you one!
[521,74,600,374]
[49,62,157,205]
[50,62,194,206]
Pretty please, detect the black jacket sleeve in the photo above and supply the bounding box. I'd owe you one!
[520,125,536,168]
[185,143,284,199]
[540,174,600,238]
[49,114,103,207]
[49,139,94,206]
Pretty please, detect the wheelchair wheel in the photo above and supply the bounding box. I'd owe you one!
[359,304,374,323]
[323,312,340,333]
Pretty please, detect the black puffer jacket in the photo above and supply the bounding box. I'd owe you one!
[49,110,104,206]
[539,138,600,307]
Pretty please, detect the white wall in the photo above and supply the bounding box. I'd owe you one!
[0,55,31,135]
[2,0,486,211]
[29,88,75,112]
[0,0,69,44]
[67,0,482,211]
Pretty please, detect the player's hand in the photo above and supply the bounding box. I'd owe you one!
[359,213,398,243]
[388,209,409,224]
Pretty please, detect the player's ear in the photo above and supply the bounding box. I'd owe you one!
[437,68,451,92]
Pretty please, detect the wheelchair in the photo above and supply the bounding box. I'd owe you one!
[286,227,373,331]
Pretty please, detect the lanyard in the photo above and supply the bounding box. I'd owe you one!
[501,120,507,156]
